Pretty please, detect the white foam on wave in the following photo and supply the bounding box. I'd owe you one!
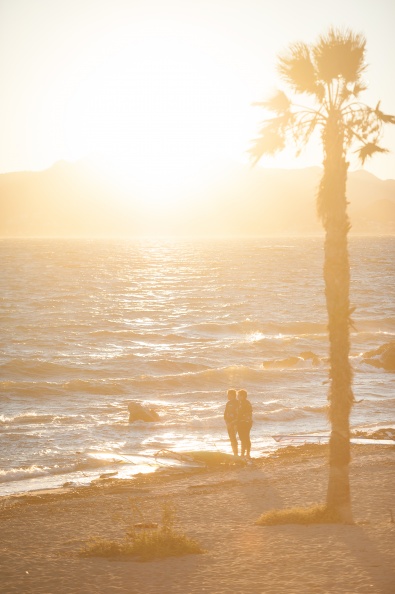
[257,407,313,422]
[0,412,88,426]
[0,465,51,483]
[0,455,126,484]
[0,412,59,425]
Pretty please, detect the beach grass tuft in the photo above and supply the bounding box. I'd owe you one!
[80,501,204,560]
[255,504,341,526]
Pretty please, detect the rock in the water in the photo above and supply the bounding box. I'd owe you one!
[362,341,395,372]
[381,343,395,371]
[263,356,301,369]
[128,401,160,422]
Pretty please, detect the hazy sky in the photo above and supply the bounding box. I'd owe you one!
[1,0,394,185]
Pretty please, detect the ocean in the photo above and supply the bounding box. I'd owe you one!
[0,236,394,496]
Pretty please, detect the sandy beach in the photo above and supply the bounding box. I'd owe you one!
[1,444,394,594]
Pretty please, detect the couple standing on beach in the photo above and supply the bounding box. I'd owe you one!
[224,389,253,459]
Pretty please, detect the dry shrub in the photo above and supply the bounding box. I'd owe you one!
[255,504,341,526]
[80,501,204,560]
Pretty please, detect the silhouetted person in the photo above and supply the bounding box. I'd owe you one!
[237,389,252,458]
[224,388,239,456]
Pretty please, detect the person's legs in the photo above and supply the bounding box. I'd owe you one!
[238,423,247,457]
[245,425,252,458]
[227,423,238,456]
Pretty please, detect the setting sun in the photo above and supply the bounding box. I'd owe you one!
[62,22,254,206]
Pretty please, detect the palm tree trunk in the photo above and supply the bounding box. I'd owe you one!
[318,112,354,523]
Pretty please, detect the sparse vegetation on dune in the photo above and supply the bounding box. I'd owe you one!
[80,501,204,561]
[256,504,341,526]
[81,528,203,560]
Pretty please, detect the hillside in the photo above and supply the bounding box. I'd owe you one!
[0,161,394,236]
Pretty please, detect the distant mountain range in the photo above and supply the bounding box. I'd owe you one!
[0,160,394,236]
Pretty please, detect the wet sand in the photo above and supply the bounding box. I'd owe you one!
[1,444,394,594]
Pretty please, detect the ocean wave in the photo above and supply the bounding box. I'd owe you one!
[277,322,327,336]
[0,354,335,400]
[90,329,143,338]
[145,359,210,375]
[109,362,321,394]
[5,344,388,404]
[0,358,92,378]
[262,351,326,370]
[184,320,257,336]
[301,404,328,414]
[1,378,129,397]
[256,407,318,422]
[0,380,70,397]
[0,412,91,426]
[183,320,327,338]
[63,379,128,395]
[90,329,199,344]
[0,412,59,425]
[355,397,395,410]
[128,365,269,391]
[0,465,52,483]
[0,456,123,484]
[353,319,395,333]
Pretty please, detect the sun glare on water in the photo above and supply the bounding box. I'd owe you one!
[63,24,252,208]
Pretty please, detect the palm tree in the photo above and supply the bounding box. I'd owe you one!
[250,28,395,523]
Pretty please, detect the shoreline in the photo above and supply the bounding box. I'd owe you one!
[2,429,393,500]
[1,443,394,593]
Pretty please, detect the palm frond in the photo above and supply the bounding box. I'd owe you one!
[259,90,291,114]
[295,115,320,149]
[344,103,384,142]
[249,122,286,165]
[339,87,352,104]
[277,42,319,96]
[313,27,366,84]
[356,142,388,165]
[352,81,368,96]
[374,102,395,124]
